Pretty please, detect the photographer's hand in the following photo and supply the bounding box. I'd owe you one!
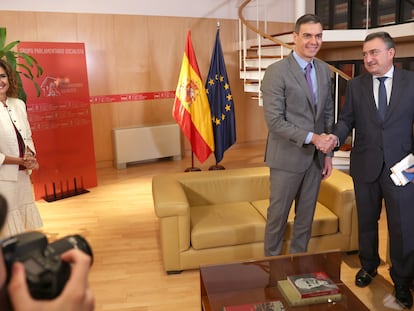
[8,249,94,311]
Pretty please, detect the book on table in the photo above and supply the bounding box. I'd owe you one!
[222,300,285,311]
[277,271,342,307]
[287,271,341,298]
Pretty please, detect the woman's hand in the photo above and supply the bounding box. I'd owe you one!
[23,152,39,170]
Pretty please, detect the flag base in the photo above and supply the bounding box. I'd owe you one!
[208,164,225,170]
[185,167,202,172]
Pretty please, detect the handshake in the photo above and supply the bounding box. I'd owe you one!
[312,133,338,154]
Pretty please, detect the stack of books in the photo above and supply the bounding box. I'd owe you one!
[222,300,285,311]
[277,271,342,307]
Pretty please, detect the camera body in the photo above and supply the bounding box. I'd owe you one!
[1,231,92,300]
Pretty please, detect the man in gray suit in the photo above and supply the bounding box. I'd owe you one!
[261,14,334,257]
[331,32,414,309]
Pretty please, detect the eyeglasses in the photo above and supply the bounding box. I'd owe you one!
[362,49,387,58]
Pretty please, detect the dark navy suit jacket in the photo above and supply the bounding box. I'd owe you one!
[334,68,414,182]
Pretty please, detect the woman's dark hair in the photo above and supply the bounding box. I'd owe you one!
[0,194,8,230]
[0,59,18,98]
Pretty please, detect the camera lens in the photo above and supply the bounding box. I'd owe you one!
[45,235,93,264]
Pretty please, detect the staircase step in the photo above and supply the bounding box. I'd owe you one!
[240,69,265,80]
[247,45,292,56]
[244,83,260,93]
[245,32,294,47]
[244,85,259,93]
[243,67,268,71]
[244,57,281,68]
[250,42,294,49]
[245,55,280,59]
[251,95,263,106]
[270,32,294,44]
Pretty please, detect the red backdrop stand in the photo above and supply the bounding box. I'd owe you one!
[18,42,97,201]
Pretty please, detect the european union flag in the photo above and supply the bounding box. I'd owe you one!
[205,28,236,163]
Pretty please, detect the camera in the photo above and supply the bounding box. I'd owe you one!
[1,231,93,300]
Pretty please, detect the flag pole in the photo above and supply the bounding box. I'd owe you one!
[209,21,224,171]
[205,24,236,171]
[173,30,214,172]
[185,152,201,172]
[209,162,225,170]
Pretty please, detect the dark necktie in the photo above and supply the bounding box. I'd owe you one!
[377,77,387,121]
[305,63,315,105]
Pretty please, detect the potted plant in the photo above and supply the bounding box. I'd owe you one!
[0,27,43,103]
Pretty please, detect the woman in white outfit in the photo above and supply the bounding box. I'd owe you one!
[0,59,42,237]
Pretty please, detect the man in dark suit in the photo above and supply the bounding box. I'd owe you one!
[261,14,334,257]
[332,32,414,309]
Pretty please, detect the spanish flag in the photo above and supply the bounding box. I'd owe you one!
[173,31,214,163]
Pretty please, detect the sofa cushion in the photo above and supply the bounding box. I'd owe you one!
[251,200,338,239]
[190,202,266,250]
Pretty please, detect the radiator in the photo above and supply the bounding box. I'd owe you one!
[112,123,181,169]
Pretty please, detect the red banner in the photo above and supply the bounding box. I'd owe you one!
[18,42,97,201]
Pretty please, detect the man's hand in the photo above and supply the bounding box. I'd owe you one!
[322,156,333,180]
[8,249,94,311]
[312,133,338,154]
[405,167,414,183]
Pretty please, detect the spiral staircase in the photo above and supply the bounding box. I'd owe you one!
[237,0,352,107]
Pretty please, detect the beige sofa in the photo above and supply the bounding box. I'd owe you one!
[152,167,358,274]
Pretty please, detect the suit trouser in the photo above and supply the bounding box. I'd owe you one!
[353,166,414,286]
[264,158,322,256]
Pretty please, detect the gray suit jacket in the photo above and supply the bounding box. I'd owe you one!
[261,52,334,172]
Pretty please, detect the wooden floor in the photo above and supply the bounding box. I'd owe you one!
[35,141,402,311]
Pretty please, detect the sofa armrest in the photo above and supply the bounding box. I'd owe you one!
[152,174,191,272]
[152,175,190,217]
[318,169,358,250]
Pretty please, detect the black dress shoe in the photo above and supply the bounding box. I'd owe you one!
[395,284,413,309]
[355,268,377,287]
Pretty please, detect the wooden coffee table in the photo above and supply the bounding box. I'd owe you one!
[200,250,369,310]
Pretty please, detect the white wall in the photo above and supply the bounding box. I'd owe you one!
[0,0,299,22]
